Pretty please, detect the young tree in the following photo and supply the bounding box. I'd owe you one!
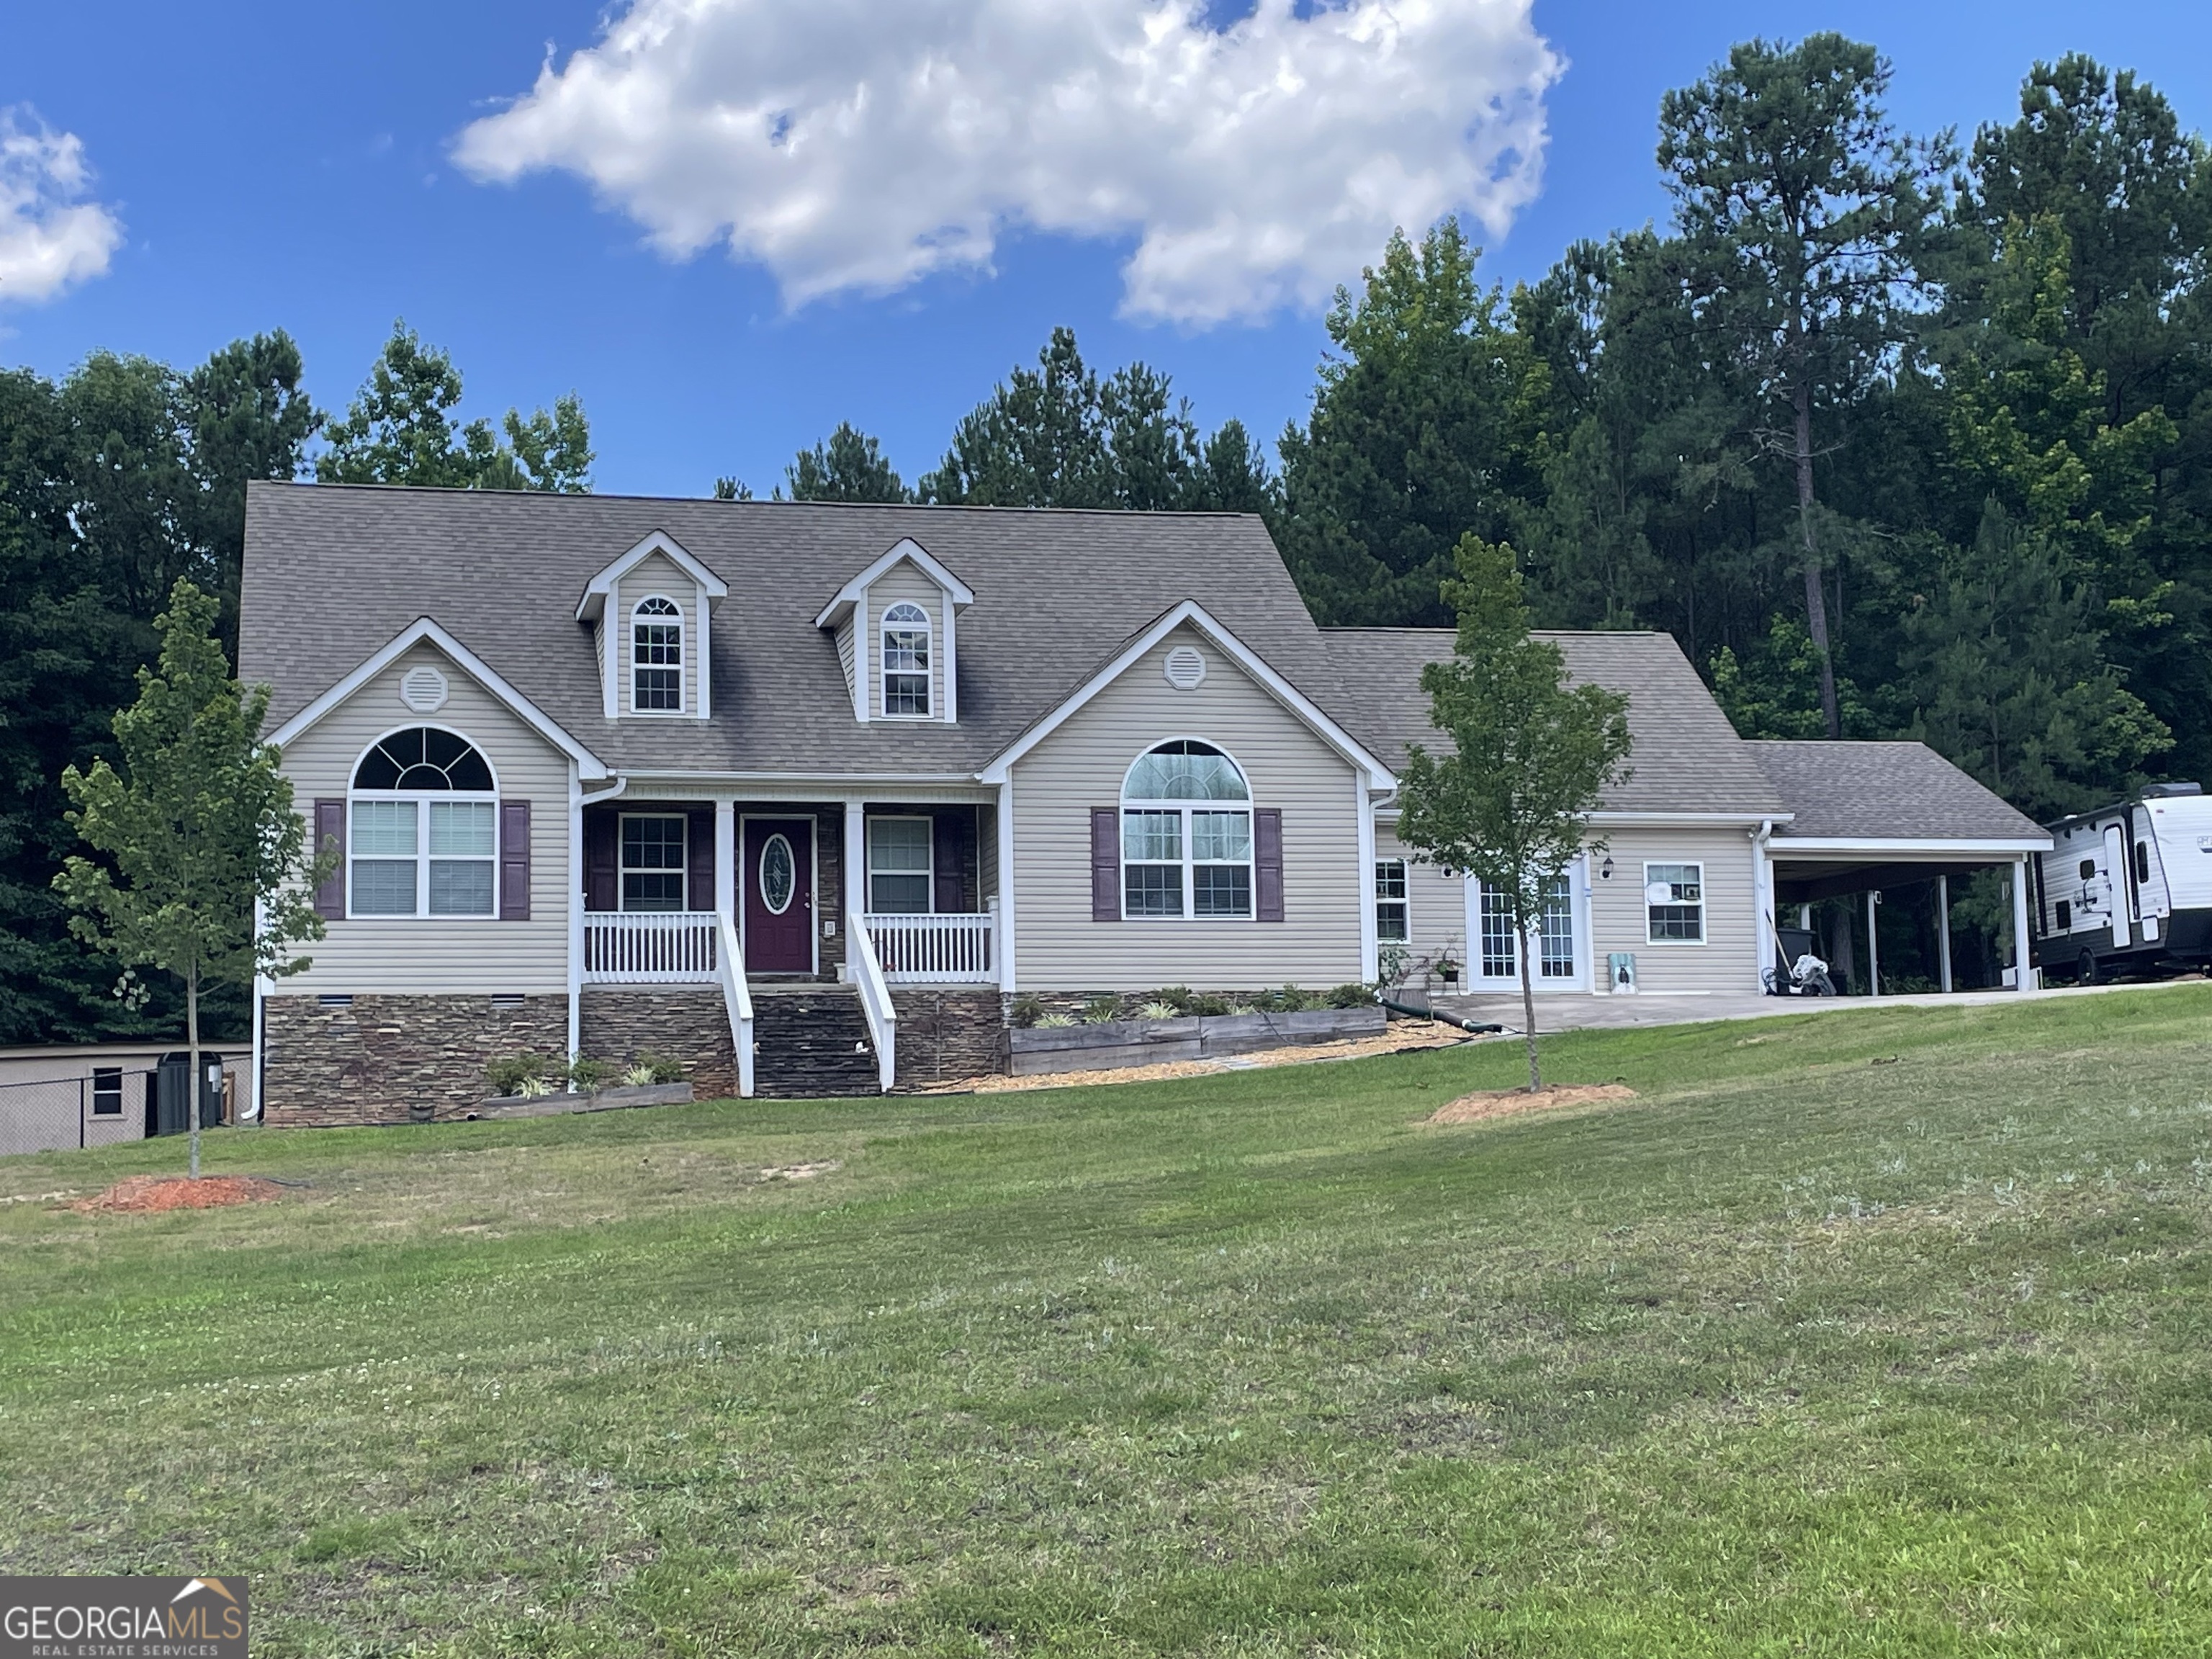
[1658,34,1955,737]
[55,580,329,1176]
[783,422,910,502]
[1397,536,1633,1089]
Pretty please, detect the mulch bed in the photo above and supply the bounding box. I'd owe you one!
[1426,1082,1637,1125]
[73,1175,287,1214]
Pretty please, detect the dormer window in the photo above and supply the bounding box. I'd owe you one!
[882,602,931,717]
[632,595,683,713]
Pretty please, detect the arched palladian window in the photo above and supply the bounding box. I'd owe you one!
[632,595,684,712]
[881,601,931,716]
[349,727,497,917]
[1120,739,1252,918]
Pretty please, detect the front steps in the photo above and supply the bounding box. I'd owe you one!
[750,983,882,1098]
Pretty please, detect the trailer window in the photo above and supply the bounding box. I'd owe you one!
[2055,899,2072,930]
[2136,841,2151,883]
[2079,858,2096,880]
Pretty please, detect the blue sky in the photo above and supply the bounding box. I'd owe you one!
[4,1,2211,499]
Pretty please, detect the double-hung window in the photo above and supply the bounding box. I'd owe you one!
[1645,862,1704,943]
[1375,858,1409,943]
[867,817,933,913]
[881,603,931,716]
[349,727,498,918]
[1120,740,1253,920]
[91,1066,123,1117]
[632,595,684,712]
[621,815,688,911]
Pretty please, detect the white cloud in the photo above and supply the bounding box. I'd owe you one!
[0,107,123,307]
[454,0,1560,325]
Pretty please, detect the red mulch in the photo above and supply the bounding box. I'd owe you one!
[73,1174,287,1213]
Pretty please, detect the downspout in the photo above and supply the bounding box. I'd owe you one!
[1751,819,1776,991]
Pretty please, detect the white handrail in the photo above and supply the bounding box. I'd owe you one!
[863,909,996,982]
[583,911,719,982]
[847,919,898,1092]
[714,909,755,1098]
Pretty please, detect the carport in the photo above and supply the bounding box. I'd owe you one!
[1750,742,2054,995]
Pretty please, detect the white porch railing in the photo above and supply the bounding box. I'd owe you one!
[863,909,997,983]
[714,909,755,1098]
[583,912,719,983]
[847,920,898,1092]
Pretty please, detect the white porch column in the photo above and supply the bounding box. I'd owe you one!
[996,778,1016,993]
[1936,873,1954,994]
[714,796,736,927]
[1750,822,1773,991]
[566,768,584,1059]
[844,799,866,981]
[2012,855,2033,991]
[1865,890,1881,997]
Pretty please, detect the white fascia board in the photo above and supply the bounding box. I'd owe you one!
[976,600,1397,791]
[1769,835,2053,855]
[266,617,608,781]
[575,529,727,623]
[812,536,976,629]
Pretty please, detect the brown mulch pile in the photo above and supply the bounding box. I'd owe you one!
[72,1174,287,1214]
[1426,1082,1637,1125]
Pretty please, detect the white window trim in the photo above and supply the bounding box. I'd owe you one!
[866,813,935,914]
[1118,739,1256,923]
[345,726,502,922]
[630,593,687,717]
[880,601,934,720]
[1375,856,1411,946]
[1644,859,1707,945]
[618,811,691,913]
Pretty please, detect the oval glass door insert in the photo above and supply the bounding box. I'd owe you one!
[759,833,796,914]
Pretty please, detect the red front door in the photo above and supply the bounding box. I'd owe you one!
[742,818,814,974]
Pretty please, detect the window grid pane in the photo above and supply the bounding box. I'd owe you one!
[869,873,932,914]
[1377,902,1410,943]
[429,860,495,917]
[1479,885,1516,978]
[1192,865,1251,917]
[1539,876,1575,977]
[1646,863,1704,943]
[351,799,417,856]
[428,800,495,856]
[622,872,687,912]
[1190,811,1251,862]
[868,819,932,873]
[884,671,930,716]
[1124,863,1183,917]
[1122,811,1181,863]
[622,817,687,871]
[352,859,418,916]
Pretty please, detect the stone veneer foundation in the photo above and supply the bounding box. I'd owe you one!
[887,989,1007,1089]
[261,992,567,1126]
[579,986,739,1100]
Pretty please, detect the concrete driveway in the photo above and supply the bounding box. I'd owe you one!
[1421,976,2201,1034]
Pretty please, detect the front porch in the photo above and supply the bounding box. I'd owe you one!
[580,906,997,987]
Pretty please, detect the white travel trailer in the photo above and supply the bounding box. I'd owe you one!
[2031,783,2212,981]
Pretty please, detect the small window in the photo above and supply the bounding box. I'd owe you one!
[867,817,932,913]
[2055,898,2073,930]
[1375,859,1409,943]
[632,595,684,713]
[1120,741,1253,920]
[882,602,931,717]
[2080,858,2097,880]
[91,1066,123,1116]
[621,815,688,912]
[2136,841,2151,884]
[1645,863,1704,943]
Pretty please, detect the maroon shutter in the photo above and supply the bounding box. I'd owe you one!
[933,808,967,914]
[499,800,531,920]
[585,810,619,912]
[1254,807,1284,922]
[1091,808,1120,922]
[688,809,716,913]
[313,799,345,920]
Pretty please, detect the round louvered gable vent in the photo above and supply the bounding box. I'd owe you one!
[1163,644,1207,690]
[400,665,449,714]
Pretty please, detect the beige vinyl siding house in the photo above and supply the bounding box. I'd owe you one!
[1585,826,1761,995]
[1373,822,1469,980]
[278,642,573,995]
[1010,625,1367,992]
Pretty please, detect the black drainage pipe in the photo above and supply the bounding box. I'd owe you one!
[1379,996,1503,1034]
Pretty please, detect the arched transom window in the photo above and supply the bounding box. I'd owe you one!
[349,727,497,917]
[1120,739,1252,918]
[881,601,931,717]
[632,595,684,712]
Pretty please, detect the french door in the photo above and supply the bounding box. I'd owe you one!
[1466,862,1587,992]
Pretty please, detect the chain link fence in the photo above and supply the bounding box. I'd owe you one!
[0,1069,158,1158]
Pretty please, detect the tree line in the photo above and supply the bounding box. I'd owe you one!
[3,37,2205,1038]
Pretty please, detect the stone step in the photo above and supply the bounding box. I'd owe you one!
[750,986,881,1098]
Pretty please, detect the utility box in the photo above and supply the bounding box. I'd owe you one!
[152,1054,225,1137]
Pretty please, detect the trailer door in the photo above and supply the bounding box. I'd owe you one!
[2103,824,2131,946]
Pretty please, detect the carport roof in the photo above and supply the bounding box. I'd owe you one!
[1752,741,2046,842]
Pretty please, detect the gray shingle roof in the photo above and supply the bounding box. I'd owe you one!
[1752,741,2046,841]
[1323,628,1789,817]
[240,482,1335,775]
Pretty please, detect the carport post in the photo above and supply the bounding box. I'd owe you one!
[1865,891,1880,997]
[2011,855,2033,992]
[1936,875,1954,994]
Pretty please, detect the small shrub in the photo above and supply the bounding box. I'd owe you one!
[485,1052,552,1097]
[516,1074,555,1099]
[1151,985,1197,1015]
[1138,999,1180,1020]
[1185,992,1232,1017]
[1325,982,1374,1009]
[633,1051,685,1084]
[1082,994,1123,1024]
[1010,994,1046,1028]
[1270,984,1315,1012]
[1035,1012,1079,1028]
[1227,1002,1258,1016]
[622,1063,658,1087]
[566,1056,619,1093]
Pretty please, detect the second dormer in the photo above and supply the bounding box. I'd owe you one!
[813,537,975,726]
[575,531,729,721]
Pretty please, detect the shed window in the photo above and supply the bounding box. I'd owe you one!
[882,603,931,717]
[1121,740,1252,919]
[868,817,932,913]
[1645,863,1704,943]
[349,728,497,918]
[91,1066,123,1116]
[621,815,688,912]
[632,595,684,712]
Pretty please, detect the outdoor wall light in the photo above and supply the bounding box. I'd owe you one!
[1599,856,1614,880]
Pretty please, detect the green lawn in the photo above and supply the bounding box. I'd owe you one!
[4,989,2211,1655]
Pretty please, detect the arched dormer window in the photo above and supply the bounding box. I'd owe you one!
[1120,739,1252,918]
[349,727,498,917]
[632,595,684,713]
[881,601,931,717]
